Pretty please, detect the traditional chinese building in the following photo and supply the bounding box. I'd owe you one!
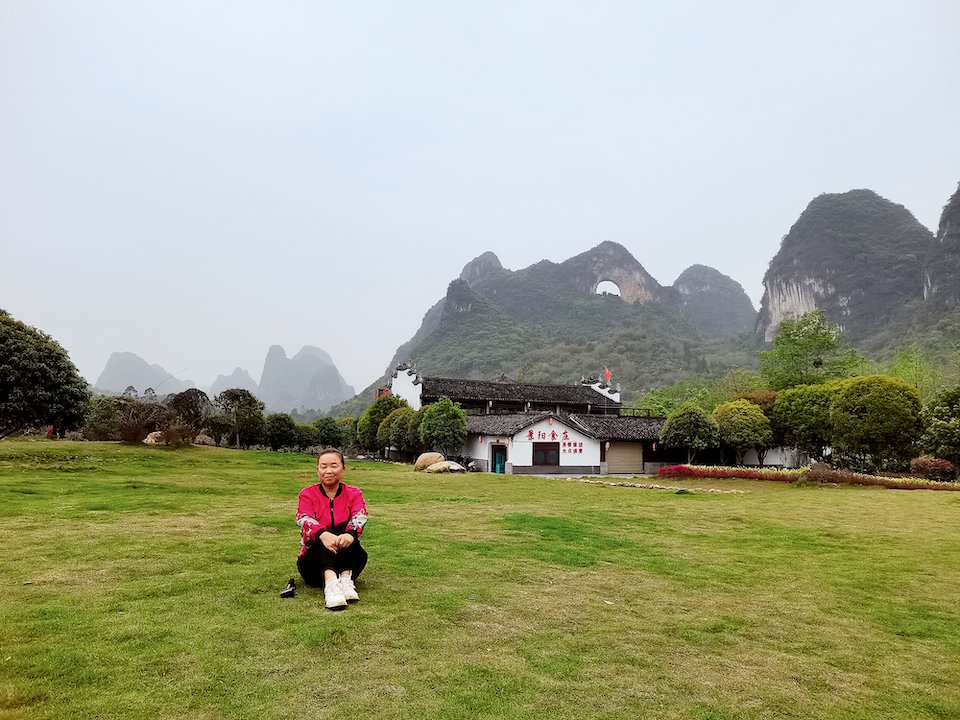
[389,364,680,475]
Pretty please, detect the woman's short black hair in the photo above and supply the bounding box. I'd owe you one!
[317,448,345,466]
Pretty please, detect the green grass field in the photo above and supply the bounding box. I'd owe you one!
[1,441,959,720]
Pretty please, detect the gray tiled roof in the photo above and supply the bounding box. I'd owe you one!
[569,414,665,441]
[466,413,557,436]
[420,377,620,407]
[465,412,665,441]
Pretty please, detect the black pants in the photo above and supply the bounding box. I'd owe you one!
[297,537,368,588]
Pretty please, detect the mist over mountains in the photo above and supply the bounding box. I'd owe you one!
[94,345,354,413]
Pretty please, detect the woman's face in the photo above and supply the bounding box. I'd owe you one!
[317,452,345,490]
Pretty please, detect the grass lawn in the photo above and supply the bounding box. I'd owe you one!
[1,441,959,720]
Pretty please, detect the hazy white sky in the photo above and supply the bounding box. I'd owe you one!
[2,1,959,392]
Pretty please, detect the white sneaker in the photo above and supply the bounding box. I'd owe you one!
[339,576,359,603]
[324,579,347,610]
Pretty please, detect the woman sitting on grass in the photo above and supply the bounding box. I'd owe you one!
[296,448,368,610]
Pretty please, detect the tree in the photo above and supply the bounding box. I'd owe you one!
[759,311,865,390]
[82,395,124,440]
[215,389,265,449]
[659,403,719,464]
[0,310,91,438]
[264,413,298,451]
[772,383,839,462]
[388,407,416,451]
[336,417,358,450]
[163,388,212,447]
[830,375,922,472]
[713,399,773,465]
[735,390,781,445]
[356,394,409,451]
[920,385,960,465]
[295,423,322,451]
[635,377,715,416]
[634,368,765,416]
[419,396,467,456]
[377,407,412,450]
[404,407,428,454]
[713,369,765,409]
[313,416,344,448]
[165,389,212,434]
[204,411,234,447]
[734,390,778,418]
[886,343,946,403]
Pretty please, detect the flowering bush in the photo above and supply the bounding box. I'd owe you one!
[658,463,960,491]
[657,464,804,482]
[908,457,956,483]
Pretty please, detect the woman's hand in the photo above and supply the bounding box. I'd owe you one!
[336,533,355,549]
[320,532,339,553]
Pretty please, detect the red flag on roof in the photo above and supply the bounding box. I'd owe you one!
[603,367,612,381]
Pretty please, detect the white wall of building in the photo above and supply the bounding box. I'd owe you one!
[463,434,490,460]
[390,369,422,410]
[509,416,600,467]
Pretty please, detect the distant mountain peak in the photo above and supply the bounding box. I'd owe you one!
[672,265,756,338]
[292,345,334,364]
[756,187,933,341]
[94,351,194,395]
[561,241,666,304]
[460,251,505,286]
[923,181,960,304]
[211,367,258,398]
[258,344,353,413]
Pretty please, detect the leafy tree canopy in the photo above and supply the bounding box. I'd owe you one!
[659,402,719,464]
[635,368,764,416]
[0,310,90,438]
[82,395,124,441]
[419,396,467,456]
[772,383,840,462]
[264,413,298,451]
[356,394,409,450]
[760,311,866,390]
[404,407,428,453]
[295,423,322,452]
[165,388,212,432]
[387,407,416,450]
[920,385,960,465]
[335,417,358,450]
[713,399,773,464]
[312,416,344,448]
[883,343,947,403]
[377,407,412,450]
[214,388,265,449]
[830,375,921,472]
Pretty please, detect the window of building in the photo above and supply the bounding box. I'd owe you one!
[533,442,559,466]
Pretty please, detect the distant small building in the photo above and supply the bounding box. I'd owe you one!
[389,364,681,475]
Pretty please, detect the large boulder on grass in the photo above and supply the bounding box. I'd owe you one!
[415,452,445,470]
[424,460,454,473]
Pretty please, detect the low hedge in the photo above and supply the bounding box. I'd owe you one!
[805,463,960,491]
